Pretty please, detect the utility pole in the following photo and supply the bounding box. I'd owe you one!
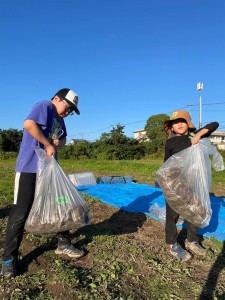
[197,82,203,128]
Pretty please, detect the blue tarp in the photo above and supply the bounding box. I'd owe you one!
[77,183,225,241]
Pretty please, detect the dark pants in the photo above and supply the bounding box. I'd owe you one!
[165,202,199,245]
[3,173,69,261]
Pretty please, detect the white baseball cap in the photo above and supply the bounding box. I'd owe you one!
[54,88,80,115]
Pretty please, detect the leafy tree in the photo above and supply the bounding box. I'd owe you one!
[58,142,96,160]
[98,124,128,145]
[94,124,146,160]
[0,129,23,152]
[144,114,169,154]
[105,144,146,160]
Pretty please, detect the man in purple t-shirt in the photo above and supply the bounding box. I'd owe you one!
[2,88,84,279]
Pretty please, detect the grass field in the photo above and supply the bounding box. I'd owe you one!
[0,158,225,300]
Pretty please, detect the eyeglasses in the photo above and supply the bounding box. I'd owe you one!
[61,100,74,116]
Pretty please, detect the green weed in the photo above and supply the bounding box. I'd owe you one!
[0,158,225,299]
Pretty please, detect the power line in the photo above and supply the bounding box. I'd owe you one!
[185,101,225,107]
[67,101,225,139]
[203,102,225,106]
[69,126,111,138]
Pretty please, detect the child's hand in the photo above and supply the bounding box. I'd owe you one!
[45,144,56,157]
[52,139,60,147]
[191,134,200,145]
[52,137,66,147]
[191,128,209,145]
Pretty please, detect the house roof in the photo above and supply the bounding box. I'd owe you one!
[211,131,225,137]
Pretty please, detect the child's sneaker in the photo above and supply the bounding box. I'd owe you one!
[185,240,206,256]
[169,242,192,262]
[55,244,84,259]
[1,259,17,279]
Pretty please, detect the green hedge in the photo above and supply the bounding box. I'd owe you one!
[0,151,18,159]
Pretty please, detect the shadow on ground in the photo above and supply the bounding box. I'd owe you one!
[18,240,56,275]
[0,206,11,219]
[18,209,146,274]
[73,209,147,247]
[199,241,225,300]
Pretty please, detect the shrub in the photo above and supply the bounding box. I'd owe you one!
[0,151,18,159]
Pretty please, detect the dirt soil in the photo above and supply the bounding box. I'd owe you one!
[0,189,225,299]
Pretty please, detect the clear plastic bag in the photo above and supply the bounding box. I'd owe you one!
[149,203,184,226]
[69,172,97,186]
[156,138,224,228]
[25,147,90,233]
[149,203,166,225]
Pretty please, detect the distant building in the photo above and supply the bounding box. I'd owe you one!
[134,129,149,142]
[69,139,88,145]
[133,129,149,141]
[133,129,225,149]
[210,131,225,150]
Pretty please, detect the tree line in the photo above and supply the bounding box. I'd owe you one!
[0,114,170,160]
[0,129,23,152]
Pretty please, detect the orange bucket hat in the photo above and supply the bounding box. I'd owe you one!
[164,110,196,135]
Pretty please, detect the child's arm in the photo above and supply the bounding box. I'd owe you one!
[164,140,172,161]
[191,128,209,144]
[24,119,55,157]
[191,122,219,145]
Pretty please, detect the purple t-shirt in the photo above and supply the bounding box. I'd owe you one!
[15,100,67,173]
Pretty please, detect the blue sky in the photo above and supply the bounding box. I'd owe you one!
[1,0,225,142]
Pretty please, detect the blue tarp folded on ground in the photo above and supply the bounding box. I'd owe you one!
[77,183,225,241]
